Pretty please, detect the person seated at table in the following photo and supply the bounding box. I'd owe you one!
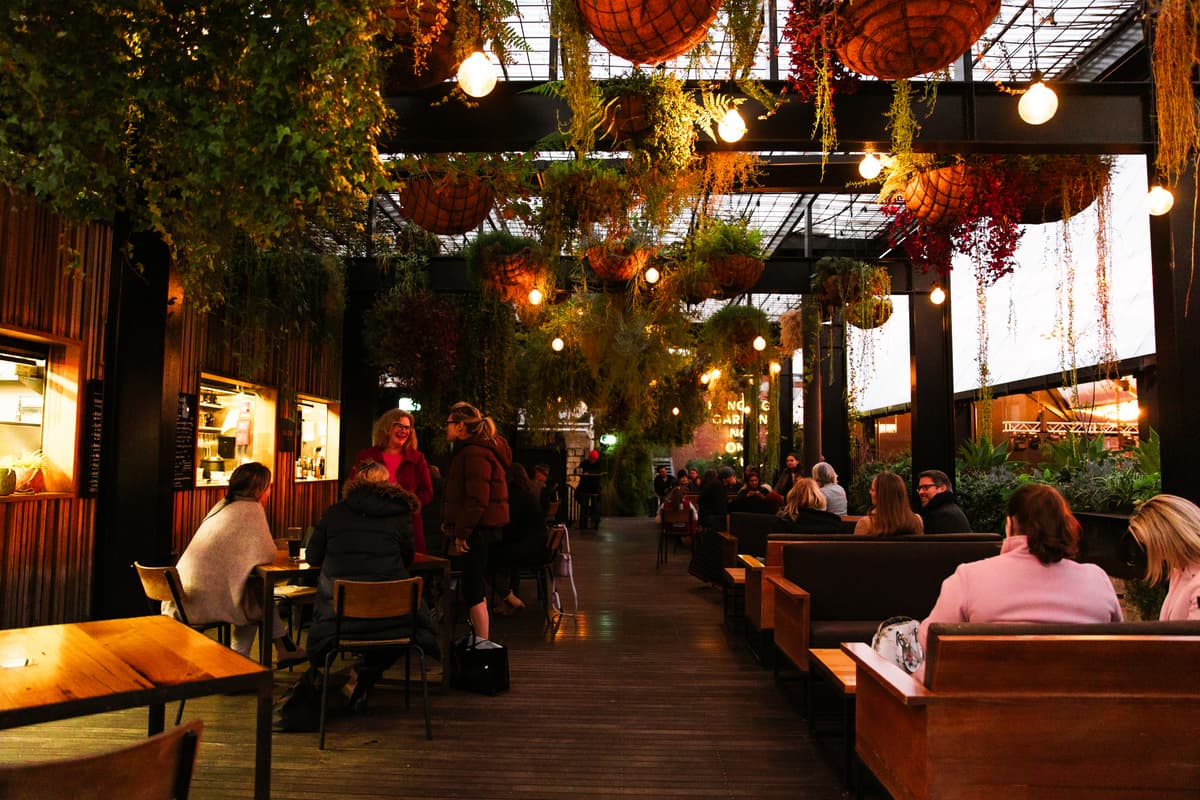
[854,471,924,536]
[729,470,780,514]
[1127,494,1200,620]
[489,463,544,615]
[776,478,842,531]
[698,468,732,531]
[915,483,1122,681]
[532,463,560,520]
[812,461,848,516]
[653,465,674,503]
[688,468,701,489]
[676,468,691,490]
[305,460,441,709]
[772,452,803,500]
[166,462,305,664]
[656,485,699,535]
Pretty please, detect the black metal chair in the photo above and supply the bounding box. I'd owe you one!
[133,562,232,725]
[0,719,202,800]
[318,577,432,748]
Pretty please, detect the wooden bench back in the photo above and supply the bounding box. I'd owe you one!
[925,622,1200,694]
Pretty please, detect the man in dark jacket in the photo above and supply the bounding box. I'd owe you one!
[915,469,972,533]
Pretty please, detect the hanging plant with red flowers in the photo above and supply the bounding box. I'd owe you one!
[782,0,858,161]
[882,156,1025,286]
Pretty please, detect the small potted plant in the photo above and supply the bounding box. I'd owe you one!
[688,218,766,299]
[810,256,892,329]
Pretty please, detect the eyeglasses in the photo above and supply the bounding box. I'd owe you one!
[393,424,412,431]
[917,483,937,491]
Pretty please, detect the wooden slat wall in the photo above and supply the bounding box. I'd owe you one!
[0,188,112,628]
[171,287,342,555]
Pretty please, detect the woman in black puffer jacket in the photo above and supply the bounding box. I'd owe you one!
[305,461,440,702]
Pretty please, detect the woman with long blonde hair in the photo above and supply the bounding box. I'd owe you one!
[1128,494,1200,620]
[776,478,842,531]
[854,471,924,536]
[353,408,434,553]
[442,402,511,640]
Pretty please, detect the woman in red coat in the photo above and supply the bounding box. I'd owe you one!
[353,409,434,553]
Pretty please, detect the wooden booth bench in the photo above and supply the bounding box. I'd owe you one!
[845,621,1200,799]
[766,536,1001,677]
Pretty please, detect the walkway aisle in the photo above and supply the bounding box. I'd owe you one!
[0,516,847,799]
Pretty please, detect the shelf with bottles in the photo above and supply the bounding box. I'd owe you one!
[294,395,340,482]
[194,374,276,486]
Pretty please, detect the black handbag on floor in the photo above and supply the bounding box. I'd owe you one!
[451,634,510,695]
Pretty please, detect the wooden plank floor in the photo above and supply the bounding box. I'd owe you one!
[0,516,856,799]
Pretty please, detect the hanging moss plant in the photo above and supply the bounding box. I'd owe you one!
[536,159,632,263]
[701,302,772,376]
[465,229,553,307]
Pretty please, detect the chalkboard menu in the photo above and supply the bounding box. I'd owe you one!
[173,392,198,490]
[78,380,104,498]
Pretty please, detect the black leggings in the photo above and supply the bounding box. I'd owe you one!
[452,527,494,606]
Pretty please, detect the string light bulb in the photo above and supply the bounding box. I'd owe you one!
[1018,74,1058,125]
[769,361,782,376]
[551,336,564,352]
[717,107,747,143]
[858,152,883,180]
[700,372,710,385]
[528,288,543,305]
[709,368,721,380]
[752,335,767,351]
[1148,184,1175,216]
[457,51,497,98]
[644,266,660,284]
[930,285,946,305]
[671,407,680,416]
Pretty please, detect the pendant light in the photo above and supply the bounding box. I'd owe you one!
[1017,4,1058,126]
[718,107,747,143]
[457,51,497,98]
[1148,184,1175,216]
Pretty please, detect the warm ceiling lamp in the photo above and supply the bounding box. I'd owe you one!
[858,152,883,180]
[717,107,747,143]
[551,336,564,352]
[700,372,710,385]
[457,51,497,98]
[709,367,721,380]
[1018,74,1058,125]
[528,288,543,305]
[671,406,680,416]
[769,361,782,376]
[930,285,946,305]
[752,335,767,351]
[1148,185,1175,216]
[644,266,660,284]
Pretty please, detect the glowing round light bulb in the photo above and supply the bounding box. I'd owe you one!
[858,152,883,180]
[709,368,721,380]
[528,288,543,305]
[551,336,564,352]
[717,108,746,143]
[457,51,497,98]
[930,285,946,305]
[644,266,660,285]
[752,335,767,351]
[671,407,680,416]
[1018,80,1058,125]
[769,361,782,375]
[1148,185,1175,216]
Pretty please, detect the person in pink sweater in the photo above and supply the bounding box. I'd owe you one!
[1128,494,1200,621]
[915,484,1122,682]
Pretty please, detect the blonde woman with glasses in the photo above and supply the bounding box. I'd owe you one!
[353,408,434,554]
[1128,494,1200,620]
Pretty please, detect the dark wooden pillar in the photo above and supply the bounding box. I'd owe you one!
[801,297,822,470]
[909,269,957,483]
[93,228,178,618]
[819,312,851,483]
[1148,170,1200,502]
[340,258,386,482]
[778,352,795,464]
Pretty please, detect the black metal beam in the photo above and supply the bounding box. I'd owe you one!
[382,81,1152,157]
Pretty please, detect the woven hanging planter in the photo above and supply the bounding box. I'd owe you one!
[1018,156,1107,225]
[706,254,764,298]
[381,0,458,92]
[836,0,1001,79]
[587,243,655,282]
[400,175,494,235]
[903,163,987,225]
[844,296,894,330]
[481,249,544,305]
[602,94,652,141]
[577,0,721,65]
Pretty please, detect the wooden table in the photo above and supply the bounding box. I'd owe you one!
[0,616,272,799]
[810,647,857,787]
[255,550,454,684]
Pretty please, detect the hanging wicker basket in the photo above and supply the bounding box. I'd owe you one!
[577,0,721,65]
[481,248,545,305]
[836,0,1001,79]
[706,254,764,298]
[400,175,495,235]
[587,243,655,282]
[1018,156,1108,225]
[602,93,652,142]
[903,163,986,225]
[381,0,459,92]
[844,296,894,330]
